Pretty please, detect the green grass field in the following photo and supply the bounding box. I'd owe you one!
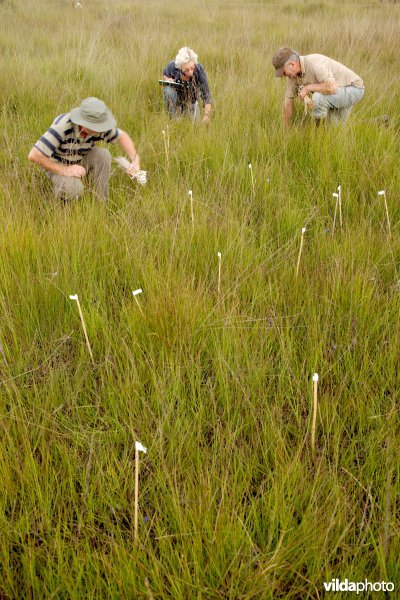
[0,0,399,597]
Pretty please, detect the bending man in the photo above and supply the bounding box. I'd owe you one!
[28,97,142,201]
[272,47,364,126]
[162,47,212,124]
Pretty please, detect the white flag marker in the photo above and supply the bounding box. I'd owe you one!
[69,293,94,364]
[378,190,391,235]
[311,373,319,455]
[296,227,306,278]
[134,439,147,545]
[135,441,147,453]
[132,289,144,317]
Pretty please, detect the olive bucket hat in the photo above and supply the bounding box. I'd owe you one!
[70,97,116,132]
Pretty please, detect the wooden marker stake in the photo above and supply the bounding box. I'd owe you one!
[162,129,169,164]
[188,190,194,230]
[132,289,144,317]
[332,193,339,235]
[69,294,94,364]
[338,185,343,230]
[296,227,306,278]
[378,190,391,235]
[217,252,222,299]
[248,163,255,196]
[134,440,147,546]
[311,373,319,455]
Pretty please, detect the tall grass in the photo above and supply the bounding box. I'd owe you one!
[0,0,399,597]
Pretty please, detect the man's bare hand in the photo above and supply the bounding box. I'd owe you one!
[65,165,86,178]
[299,86,309,100]
[127,155,140,175]
[303,95,314,110]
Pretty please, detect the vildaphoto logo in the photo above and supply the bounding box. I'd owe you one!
[323,579,395,594]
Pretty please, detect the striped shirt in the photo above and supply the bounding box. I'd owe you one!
[34,113,120,164]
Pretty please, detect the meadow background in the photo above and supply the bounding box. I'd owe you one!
[0,0,400,597]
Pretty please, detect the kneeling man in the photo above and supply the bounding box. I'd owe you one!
[28,97,142,201]
[272,47,364,126]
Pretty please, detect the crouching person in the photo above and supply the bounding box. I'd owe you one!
[28,97,141,201]
[162,47,212,124]
[272,47,364,126]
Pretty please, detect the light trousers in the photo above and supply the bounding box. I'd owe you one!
[311,86,364,124]
[46,147,111,200]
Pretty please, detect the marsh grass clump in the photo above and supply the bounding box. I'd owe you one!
[1,0,400,597]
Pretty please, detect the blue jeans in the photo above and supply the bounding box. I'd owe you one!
[312,86,364,124]
[163,86,200,122]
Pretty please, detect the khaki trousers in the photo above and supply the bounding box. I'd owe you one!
[46,147,111,200]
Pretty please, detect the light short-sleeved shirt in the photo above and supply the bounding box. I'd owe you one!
[34,112,120,164]
[285,54,364,99]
